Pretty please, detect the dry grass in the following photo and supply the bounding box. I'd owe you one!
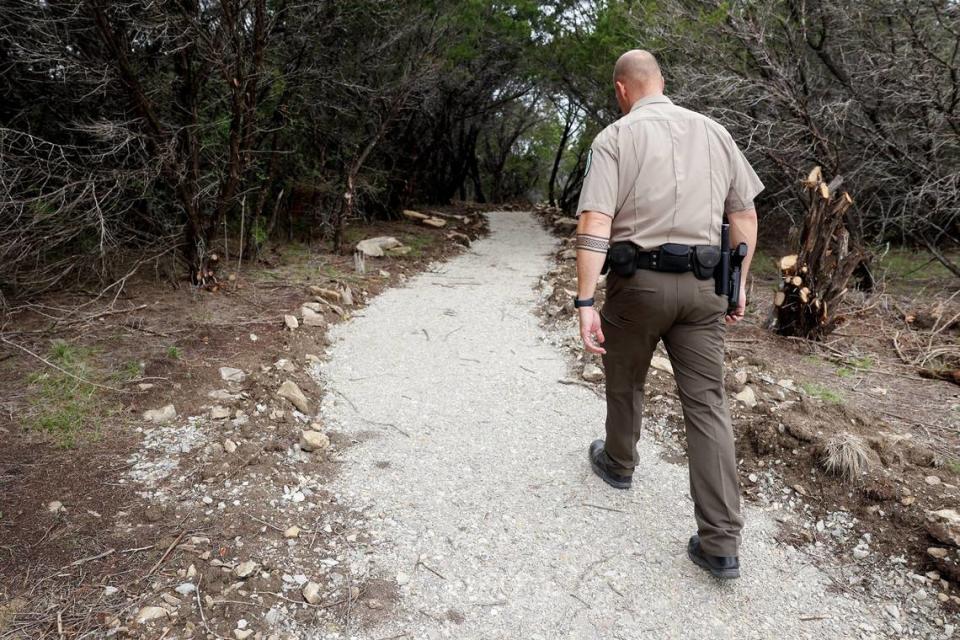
[821,433,873,481]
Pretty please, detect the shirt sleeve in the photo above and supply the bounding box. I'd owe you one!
[576,129,618,218]
[724,142,764,214]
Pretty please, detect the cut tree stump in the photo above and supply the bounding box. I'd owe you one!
[773,166,865,339]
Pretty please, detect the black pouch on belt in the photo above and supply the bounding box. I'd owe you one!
[692,245,721,280]
[607,242,639,277]
[657,243,692,273]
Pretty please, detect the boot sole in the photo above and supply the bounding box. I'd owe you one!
[687,547,740,580]
[588,455,632,490]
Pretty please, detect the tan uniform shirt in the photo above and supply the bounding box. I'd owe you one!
[577,95,764,248]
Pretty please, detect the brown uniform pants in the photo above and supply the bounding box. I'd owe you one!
[600,269,743,556]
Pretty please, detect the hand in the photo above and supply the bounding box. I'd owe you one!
[725,288,747,324]
[578,307,606,354]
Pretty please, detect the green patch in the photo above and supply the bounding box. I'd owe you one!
[836,367,854,378]
[166,345,181,360]
[944,459,960,476]
[749,249,783,281]
[801,382,844,404]
[25,341,107,448]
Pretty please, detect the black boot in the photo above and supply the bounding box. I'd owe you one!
[687,535,740,579]
[588,439,632,490]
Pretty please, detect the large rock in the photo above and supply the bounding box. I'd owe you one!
[277,380,310,414]
[284,314,299,330]
[402,209,429,221]
[301,307,326,328]
[927,509,960,546]
[734,386,758,408]
[302,581,322,605]
[309,287,341,303]
[581,363,604,383]
[650,356,673,375]
[143,405,177,424]
[340,286,354,306]
[134,606,168,624]
[356,236,402,258]
[219,367,246,383]
[300,430,330,453]
[422,217,447,228]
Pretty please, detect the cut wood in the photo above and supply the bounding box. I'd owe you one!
[780,255,798,273]
[773,167,866,339]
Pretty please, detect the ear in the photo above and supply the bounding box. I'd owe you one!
[614,80,627,100]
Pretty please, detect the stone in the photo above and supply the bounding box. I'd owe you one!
[734,386,757,408]
[311,287,341,302]
[143,405,177,424]
[734,370,749,386]
[853,546,870,560]
[651,356,674,375]
[777,379,797,392]
[174,583,196,596]
[47,500,64,514]
[926,475,942,486]
[356,236,402,258]
[223,439,238,454]
[926,508,960,546]
[278,381,310,414]
[387,246,413,256]
[340,287,354,306]
[301,307,326,328]
[308,421,324,432]
[447,231,471,247]
[422,217,447,228]
[209,389,240,403]
[234,630,254,640]
[219,367,246,383]
[553,217,578,229]
[748,473,758,484]
[928,547,949,559]
[284,526,301,539]
[284,315,299,330]
[137,383,154,391]
[302,581,322,605]
[134,606,168,624]
[210,406,231,420]
[104,586,119,596]
[234,560,259,579]
[302,302,322,313]
[559,249,577,261]
[396,572,410,586]
[403,209,429,220]
[300,430,330,453]
[581,363,604,383]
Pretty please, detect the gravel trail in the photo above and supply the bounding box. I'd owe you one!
[317,211,886,639]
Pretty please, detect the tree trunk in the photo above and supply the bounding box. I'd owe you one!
[773,166,865,339]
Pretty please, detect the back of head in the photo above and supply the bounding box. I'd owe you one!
[613,50,663,94]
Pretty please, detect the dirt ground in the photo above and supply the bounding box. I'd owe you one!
[0,205,493,639]
[533,204,960,613]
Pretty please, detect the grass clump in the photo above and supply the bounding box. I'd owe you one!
[821,433,873,481]
[801,382,844,404]
[25,341,102,447]
[166,345,181,360]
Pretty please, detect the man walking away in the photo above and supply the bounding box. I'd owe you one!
[572,50,761,579]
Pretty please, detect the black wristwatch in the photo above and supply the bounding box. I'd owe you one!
[573,296,595,308]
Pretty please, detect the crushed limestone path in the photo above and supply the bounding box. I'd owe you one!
[316,211,885,639]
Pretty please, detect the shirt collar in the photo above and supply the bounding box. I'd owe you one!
[629,94,673,112]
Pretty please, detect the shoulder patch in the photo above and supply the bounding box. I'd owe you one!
[584,149,593,176]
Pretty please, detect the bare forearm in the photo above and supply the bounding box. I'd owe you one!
[576,212,613,299]
[728,208,758,285]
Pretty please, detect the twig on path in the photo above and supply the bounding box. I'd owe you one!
[581,503,627,514]
[443,326,462,341]
[472,599,508,608]
[416,557,447,580]
[66,548,115,568]
[519,365,536,374]
[459,357,481,363]
[375,634,408,640]
[799,614,832,621]
[607,580,625,597]
[197,574,227,640]
[142,529,187,581]
[557,378,603,398]
[245,513,286,533]
[569,592,592,609]
[422,329,430,341]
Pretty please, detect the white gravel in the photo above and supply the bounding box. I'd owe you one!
[317,211,895,639]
